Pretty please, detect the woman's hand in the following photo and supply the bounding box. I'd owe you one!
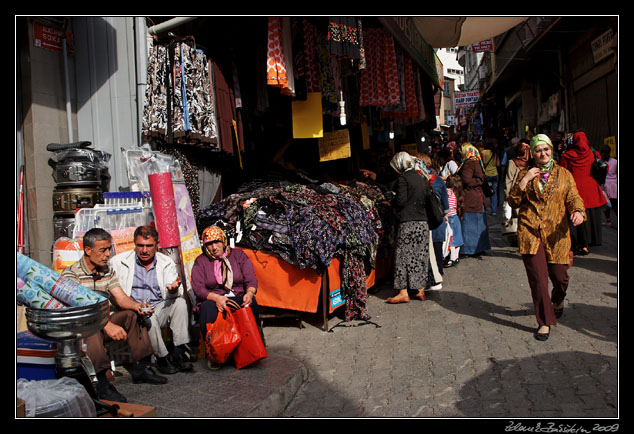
[571,211,584,226]
[214,295,229,313]
[242,289,256,307]
[519,167,541,190]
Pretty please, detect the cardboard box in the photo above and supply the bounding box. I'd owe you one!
[99,400,156,418]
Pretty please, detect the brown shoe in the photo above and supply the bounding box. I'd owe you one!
[412,290,426,301]
[386,294,410,304]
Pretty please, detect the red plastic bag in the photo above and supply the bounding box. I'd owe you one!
[231,306,268,369]
[205,309,241,364]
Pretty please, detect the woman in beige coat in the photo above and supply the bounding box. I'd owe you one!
[506,134,585,341]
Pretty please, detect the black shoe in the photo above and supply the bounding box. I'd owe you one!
[554,306,564,319]
[534,326,550,341]
[171,346,194,372]
[96,380,128,403]
[156,356,178,374]
[132,365,168,384]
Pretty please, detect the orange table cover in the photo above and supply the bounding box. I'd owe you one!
[243,248,382,314]
[242,248,322,313]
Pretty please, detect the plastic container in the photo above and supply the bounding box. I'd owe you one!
[16,376,97,417]
[17,331,57,381]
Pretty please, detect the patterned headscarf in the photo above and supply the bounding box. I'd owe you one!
[201,226,233,291]
[459,143,485,172]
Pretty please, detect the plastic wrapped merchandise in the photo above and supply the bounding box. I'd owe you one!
[16,376,96,417]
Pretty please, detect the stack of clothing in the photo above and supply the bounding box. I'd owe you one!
[197,178,393,321]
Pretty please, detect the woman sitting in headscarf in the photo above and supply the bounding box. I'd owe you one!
[458,143,491,257]
[507,134,585,341]
[191,225,260,370]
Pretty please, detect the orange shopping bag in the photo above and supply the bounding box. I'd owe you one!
[231,306,268,369]
[205,309,241,364]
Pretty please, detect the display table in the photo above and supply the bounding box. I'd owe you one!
[242,248,390,331]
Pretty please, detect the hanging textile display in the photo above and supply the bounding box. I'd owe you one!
[301,20,321,94]
[142,38,220,148]
[327,17,361,61]
[213,60,242,155]
[380,47,419,119]
[359,27,400,107]
[266,17,295,96]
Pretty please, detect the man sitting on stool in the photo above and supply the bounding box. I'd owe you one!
[62,228,167,403]
[111,225,193,374]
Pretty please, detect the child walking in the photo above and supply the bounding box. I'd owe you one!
[444,175,464,267]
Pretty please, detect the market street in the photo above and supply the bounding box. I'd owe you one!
[112,214,618,419]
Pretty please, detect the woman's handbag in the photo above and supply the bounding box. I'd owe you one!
[590,150,608,185]
[205,308,242,364]
[230,305,268,369]
[481,178,495,197]
[426,190,445,230]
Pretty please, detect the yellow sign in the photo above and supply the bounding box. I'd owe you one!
[361,122,370,150]
[292,92,324,138]
[318,129,351,162]
[401,143,418,156]
[604,136,616,156]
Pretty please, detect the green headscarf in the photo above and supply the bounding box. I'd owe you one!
[530,134,555,171]
[530,134,555,192]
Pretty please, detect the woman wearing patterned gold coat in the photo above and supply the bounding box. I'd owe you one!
[507,134,586,341]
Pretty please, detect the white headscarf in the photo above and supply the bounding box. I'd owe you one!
[390,152,415,175]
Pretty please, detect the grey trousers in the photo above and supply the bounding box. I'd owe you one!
[148,297,191,358]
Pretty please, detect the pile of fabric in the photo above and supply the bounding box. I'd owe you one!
[197,178,394,321]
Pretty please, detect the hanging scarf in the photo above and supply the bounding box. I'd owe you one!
[458,143,485,173]
[530,134,555,192]
[201,226,233,291]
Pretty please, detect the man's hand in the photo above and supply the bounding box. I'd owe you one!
[103,321,127,341]
[167,276,181,292]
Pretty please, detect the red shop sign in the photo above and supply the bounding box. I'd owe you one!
[33,22,74,54]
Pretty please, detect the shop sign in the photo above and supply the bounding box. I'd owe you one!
[591,29,614,64]
[401,143,419,156]
[33,21,74,54]
[454,90,480,108]
[471,40,493,52]
[329,288,345,310]
[318,129,351,162]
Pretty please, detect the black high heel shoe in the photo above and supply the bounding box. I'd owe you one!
[534,326,550,341]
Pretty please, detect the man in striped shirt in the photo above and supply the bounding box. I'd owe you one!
[62,228,168,403]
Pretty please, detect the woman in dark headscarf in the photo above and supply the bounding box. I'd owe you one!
[559,131,608,254]
[191,225,260,369]
[386,152,431,304]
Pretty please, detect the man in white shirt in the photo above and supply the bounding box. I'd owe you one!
[110,226,193,374]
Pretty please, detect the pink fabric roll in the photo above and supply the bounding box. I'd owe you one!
[149,172,181,247]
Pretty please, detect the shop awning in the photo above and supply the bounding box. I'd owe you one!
[412,16,529,48]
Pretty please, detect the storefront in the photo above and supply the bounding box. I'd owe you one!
[17,15,443,328]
